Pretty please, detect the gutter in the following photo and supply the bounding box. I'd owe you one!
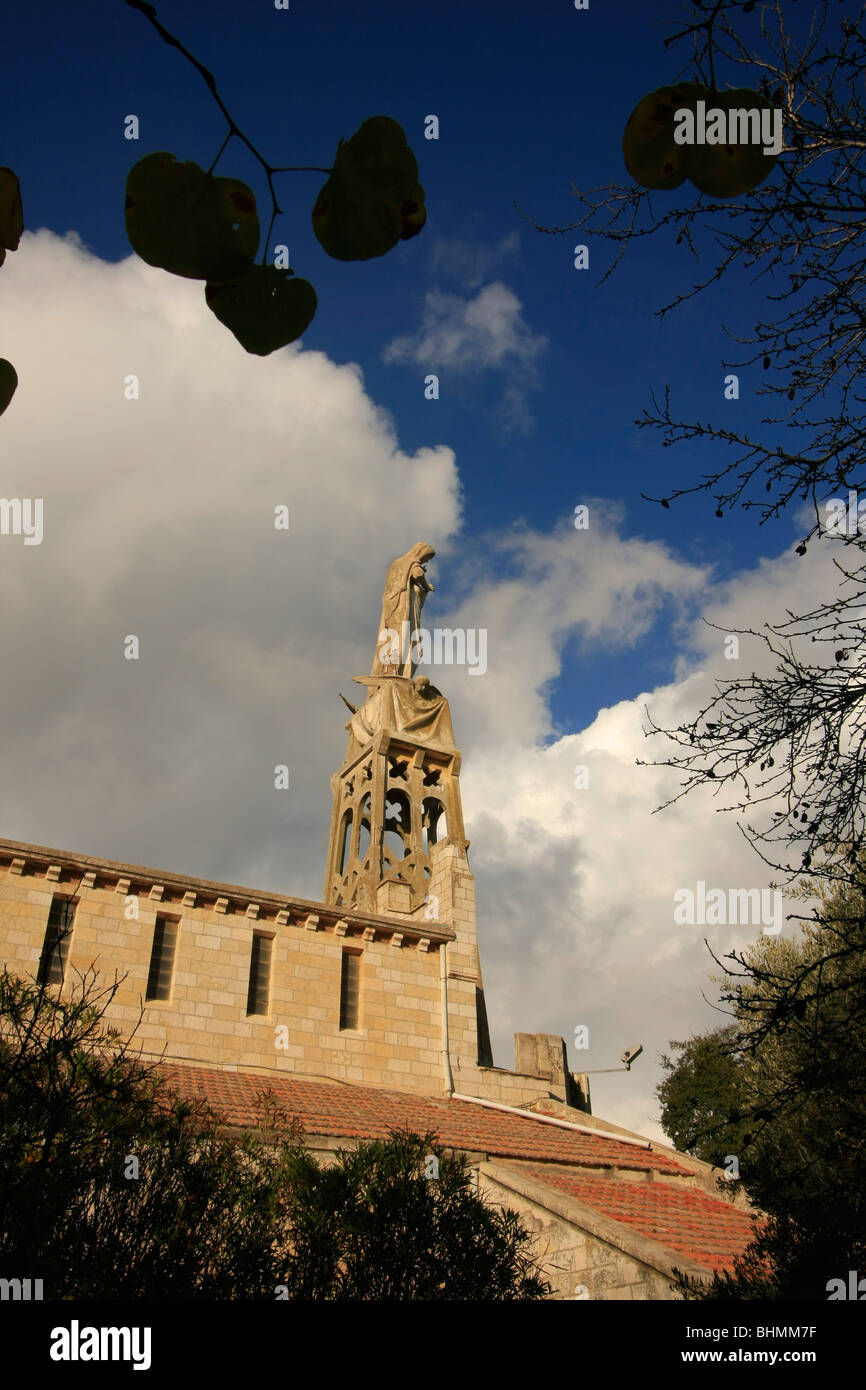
[450,1091,653,1150]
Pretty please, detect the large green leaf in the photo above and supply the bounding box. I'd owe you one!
[312,116,426,261]
[205,265,317,355]
[125,152,259,280]
[0,168,23,268]
[622,84,707,190]
[0,358,18,415]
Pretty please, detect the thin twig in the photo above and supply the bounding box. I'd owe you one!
[124,0,333,264]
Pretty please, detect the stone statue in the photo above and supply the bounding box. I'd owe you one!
[347,671,454,749]
[370,542,435,678]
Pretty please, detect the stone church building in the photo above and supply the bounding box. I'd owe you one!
[0,544,754,1298]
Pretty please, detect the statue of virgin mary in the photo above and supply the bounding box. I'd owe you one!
[370,542,435,678]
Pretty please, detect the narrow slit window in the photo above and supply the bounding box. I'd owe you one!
[339,949,361,1031]
[146,916,179,1002]
[247,934,272,1016]
[37,896,77,987]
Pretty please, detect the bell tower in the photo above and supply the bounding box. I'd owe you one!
[323,671,467,915]
[323,544,494,1074]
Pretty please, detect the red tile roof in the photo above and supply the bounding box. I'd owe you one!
[518,1164,754,1274]
[160,1063,685,1172]
[158,1063,754,1276]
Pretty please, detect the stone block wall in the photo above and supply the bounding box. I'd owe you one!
[0,838,583,1110]
[0,841,450,1093]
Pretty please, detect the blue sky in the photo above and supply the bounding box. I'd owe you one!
[1,0,828,1134]
[8,0,795,564]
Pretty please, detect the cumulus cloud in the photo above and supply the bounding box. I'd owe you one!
[382,281,547,433]
[435,532,846,1138]
[0,230,459,888]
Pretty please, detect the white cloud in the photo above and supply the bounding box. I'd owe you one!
[382,281,547,433]
[0,230,459,887]
[438,534,846,1139]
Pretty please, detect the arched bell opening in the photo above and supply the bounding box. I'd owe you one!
[337,809,352,876]
[384,788,412,865]
[421,797,447,855]
[357,793,371,862]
